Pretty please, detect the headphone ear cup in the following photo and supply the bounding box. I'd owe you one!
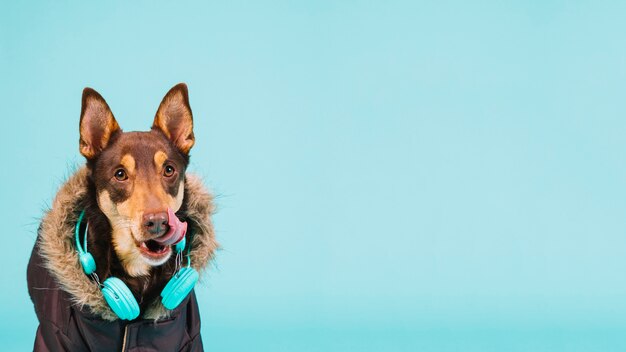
[161,267,199,310]
[102,277,140,320]
[79,252,96,275]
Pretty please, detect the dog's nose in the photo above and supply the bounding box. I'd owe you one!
[143,211,168,236]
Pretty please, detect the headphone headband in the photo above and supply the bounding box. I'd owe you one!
[74,210,88,254]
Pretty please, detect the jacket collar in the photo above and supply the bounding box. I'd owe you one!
[37,167,218,321]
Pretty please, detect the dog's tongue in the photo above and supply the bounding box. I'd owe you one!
[154,208,187,246]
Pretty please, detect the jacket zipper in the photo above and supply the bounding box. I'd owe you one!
[121,325,129,352]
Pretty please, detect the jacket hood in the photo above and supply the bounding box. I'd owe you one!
[37,167,218,321]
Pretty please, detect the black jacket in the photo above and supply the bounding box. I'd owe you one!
[27,168,218,352]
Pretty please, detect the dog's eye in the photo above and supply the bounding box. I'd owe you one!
[163,165,175,177]
[114,169,128,181]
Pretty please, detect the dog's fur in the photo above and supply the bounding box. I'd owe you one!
[68,83,208,313]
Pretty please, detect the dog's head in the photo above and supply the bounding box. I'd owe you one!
[79,83,194,276]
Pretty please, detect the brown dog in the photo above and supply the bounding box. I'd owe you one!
[80,83,195,303]
[28,84,217,351]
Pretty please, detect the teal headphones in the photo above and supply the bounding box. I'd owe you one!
[75,210,199,320]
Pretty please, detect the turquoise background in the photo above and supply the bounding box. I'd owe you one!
[2,1,626,350]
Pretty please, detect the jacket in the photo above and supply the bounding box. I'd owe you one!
[27,167,218,351]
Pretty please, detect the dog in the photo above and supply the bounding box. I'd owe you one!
[27,83,218,351]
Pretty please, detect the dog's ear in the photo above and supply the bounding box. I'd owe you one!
[152,83,194,155]
[79,88,121,159]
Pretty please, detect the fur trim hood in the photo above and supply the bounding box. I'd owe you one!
[36,167,218,321]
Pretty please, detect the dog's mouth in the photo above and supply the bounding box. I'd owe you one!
[137,239,172,259]
[133,208,188,264]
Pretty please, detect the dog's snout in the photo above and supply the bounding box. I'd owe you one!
[143,211,168,236]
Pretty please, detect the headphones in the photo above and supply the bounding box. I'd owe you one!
[75,210,199,320]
